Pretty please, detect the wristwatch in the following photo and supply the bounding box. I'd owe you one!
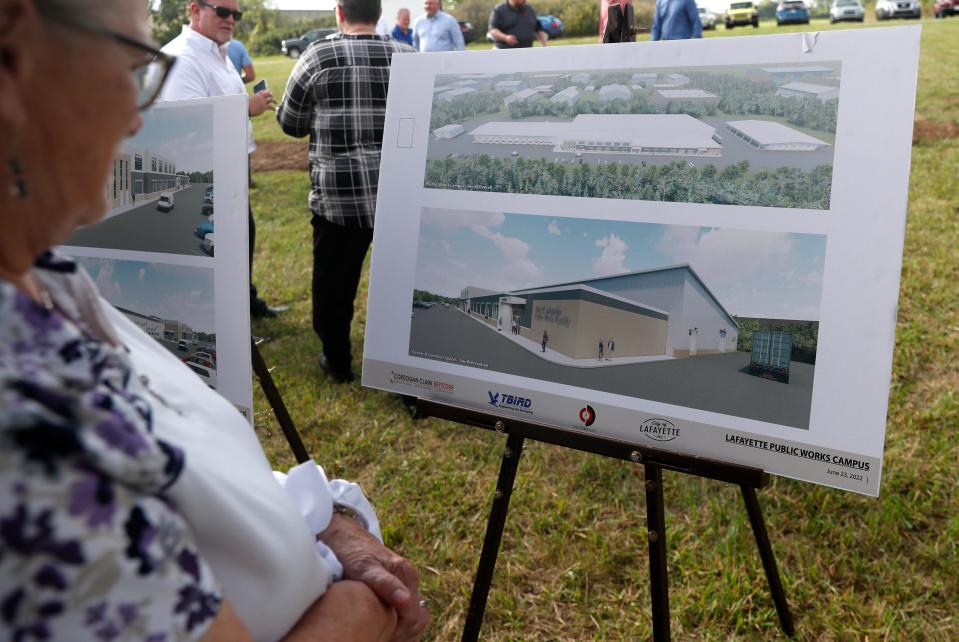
[332,502,369,529]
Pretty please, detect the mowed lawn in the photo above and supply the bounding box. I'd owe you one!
[247,19,958,641]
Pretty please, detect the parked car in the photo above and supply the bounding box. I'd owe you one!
[200,232,214,257]
[830,0,865,21]
[537,15,564,38]
[281,28,337,58]
[185,355,215,370]
[725,1,759,27]
[194,351,216,363]
[875,0,921,19]
[776,0,810,24]
[457,20,475,43]
[156,192,174,212]
[186,362,218,389]
[177,340,188,352]
[934,0,958,17]
[698,6,718,28]
[195,217,214,240]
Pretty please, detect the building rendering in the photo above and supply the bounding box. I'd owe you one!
[117,306,165,340]
[437,87,476,102]
[106,141,189,210]
[599,84,632,102]
[433,124,465,139]
[755,65,833,83]
[504,88,541,106]
[631,72,658,86]
[775,81,839,102]
[495,80,527,94]
[467,114,723,156]
[725,120,831,151]
[550,86,580,106]
[460,264,739,360]
[653,88,720,107]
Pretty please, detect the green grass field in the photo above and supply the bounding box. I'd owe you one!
[248,19,958,641]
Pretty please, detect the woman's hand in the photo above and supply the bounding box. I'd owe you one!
[319,514,430,642]
[201,583,397,642]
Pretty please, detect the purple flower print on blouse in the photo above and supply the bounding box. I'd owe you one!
[68,471,116,529]
[124,507,157,576]
[95,413,149,458]
[0,503,84,564]
[174,584,221,633]
[13,293,62,338]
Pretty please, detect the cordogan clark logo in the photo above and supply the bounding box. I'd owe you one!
[578,404,596,427]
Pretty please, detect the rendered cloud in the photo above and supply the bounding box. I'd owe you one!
[592,233,630,276]
[547,220,561,236]
[421,207,506,232]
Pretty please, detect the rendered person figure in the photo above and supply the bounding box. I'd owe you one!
[607,338,615,361]
[598,340,604,360]
[541,330,548,352]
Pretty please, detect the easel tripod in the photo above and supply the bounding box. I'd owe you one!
[416,399,795,642]
[249,343,794,640]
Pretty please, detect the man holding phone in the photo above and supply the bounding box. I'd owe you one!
[159,0,285,319]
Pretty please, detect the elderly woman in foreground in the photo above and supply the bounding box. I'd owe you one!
[0,1,428,640]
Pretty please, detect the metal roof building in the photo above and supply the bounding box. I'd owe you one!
[550,86,580,105]
[598,84,632,102]
[775,81,839,102]
[433,124,465,139]
[468,114,723,156]
[462,264,739,359]
[504,88,541,105]
[725,120,831,151]
[437,87,476,103]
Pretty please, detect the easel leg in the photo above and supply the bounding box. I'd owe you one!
[741,486,795,637]
[645,463,671,642]
[461,433,525,642]
[251,339,311,464]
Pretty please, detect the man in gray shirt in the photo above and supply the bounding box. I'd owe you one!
[412,0,464,51]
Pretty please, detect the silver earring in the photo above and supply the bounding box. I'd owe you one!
[8,156,27,198]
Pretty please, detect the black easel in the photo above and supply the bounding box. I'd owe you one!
[251,338,311,464]
[416,399,794,642]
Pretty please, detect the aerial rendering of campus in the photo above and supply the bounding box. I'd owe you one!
[424,62,841,209]
[409,208,825,429]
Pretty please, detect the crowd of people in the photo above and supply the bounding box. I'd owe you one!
[0,0,702,638]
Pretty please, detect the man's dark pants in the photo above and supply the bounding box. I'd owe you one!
[311,216,374,372]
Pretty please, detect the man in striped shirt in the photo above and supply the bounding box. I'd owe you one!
[277,0,416,383]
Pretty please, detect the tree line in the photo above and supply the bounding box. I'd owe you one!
[424,156,832,209]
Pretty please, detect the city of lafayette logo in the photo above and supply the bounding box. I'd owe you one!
[578,404,596,427]
[488,391,533,413]
[639,418,679,442]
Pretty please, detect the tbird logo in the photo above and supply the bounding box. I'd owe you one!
[579,404,596,427]
[488,391,500,406]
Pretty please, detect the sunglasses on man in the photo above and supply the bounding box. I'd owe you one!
[198,0,243,21]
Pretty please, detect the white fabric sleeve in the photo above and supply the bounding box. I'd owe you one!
[273,461,383,581]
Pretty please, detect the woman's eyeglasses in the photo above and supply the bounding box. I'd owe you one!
[36,14,175,111]
[198,0,244,21]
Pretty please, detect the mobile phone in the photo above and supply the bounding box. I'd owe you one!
[253,79,268,94]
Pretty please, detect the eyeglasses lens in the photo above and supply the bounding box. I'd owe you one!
[134,57,171,110]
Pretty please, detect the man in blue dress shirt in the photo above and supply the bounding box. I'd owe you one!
[651,0,703,40]
[412,0,465,51]
[392,7,414,45]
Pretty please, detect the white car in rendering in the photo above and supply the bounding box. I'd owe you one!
[698,6,719,28]
[186,362,217,389]
[201,232,214,257]
[876,0,921,19]
[830,0,865,21]
[157,192,174,212]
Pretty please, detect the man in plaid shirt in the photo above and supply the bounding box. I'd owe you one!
[277,0,416,383]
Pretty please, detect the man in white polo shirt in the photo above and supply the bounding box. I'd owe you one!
[158,0,282,319]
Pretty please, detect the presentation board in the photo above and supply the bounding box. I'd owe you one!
[363,27,921,495]
[60,95,254,420]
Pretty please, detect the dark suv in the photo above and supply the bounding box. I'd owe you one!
[281,28,337,58]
